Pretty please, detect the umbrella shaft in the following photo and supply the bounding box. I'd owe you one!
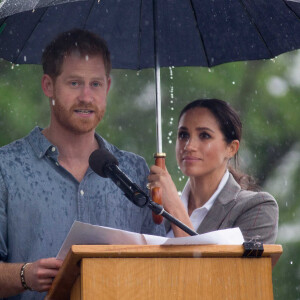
[153,0,163,154]
[155,66,162,153]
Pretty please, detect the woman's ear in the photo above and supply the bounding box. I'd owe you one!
[41,74,54,98]
[227,140,240,159]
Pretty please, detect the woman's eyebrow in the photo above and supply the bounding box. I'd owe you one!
[178,126,214,133]
[195,127,215,133]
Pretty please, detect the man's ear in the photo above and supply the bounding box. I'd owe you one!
[106,76,111,94]
[227,140,240,159]
[41,74,54,98]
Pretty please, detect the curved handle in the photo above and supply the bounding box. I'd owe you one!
[152,153,166,224]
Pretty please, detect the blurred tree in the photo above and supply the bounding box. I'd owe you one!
[0,61,48,144]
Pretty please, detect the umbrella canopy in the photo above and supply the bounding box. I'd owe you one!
[1,0,300,68]
[0,0,85,19]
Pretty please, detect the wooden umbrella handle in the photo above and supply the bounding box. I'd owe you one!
[152,153,166,224]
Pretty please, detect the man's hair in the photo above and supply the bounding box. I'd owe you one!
[42,28,111,79]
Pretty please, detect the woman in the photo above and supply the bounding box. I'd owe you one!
[148,99,278,243]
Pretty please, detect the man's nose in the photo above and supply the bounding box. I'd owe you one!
[79,85,93,103]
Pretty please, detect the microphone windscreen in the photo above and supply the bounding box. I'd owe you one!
[89,148,119,178]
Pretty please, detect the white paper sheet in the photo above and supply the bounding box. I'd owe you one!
[57,221,244,260]
[160,227,244,246]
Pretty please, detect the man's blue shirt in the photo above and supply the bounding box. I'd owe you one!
[0,127,165,299]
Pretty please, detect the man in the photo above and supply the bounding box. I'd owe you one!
[0,29,165,299]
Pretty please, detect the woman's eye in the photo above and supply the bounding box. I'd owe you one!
[178,131,189,140]
[200,132,211,139]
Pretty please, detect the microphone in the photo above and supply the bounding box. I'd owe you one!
[89,148,149,208]
[89,148,198,236]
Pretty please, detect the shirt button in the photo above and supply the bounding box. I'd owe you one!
[55,162,59,166]
[51,147,56,152]
[80,190,84,196]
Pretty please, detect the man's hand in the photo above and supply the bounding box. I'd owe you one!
[0,258,63,297]
[24,257,63,292]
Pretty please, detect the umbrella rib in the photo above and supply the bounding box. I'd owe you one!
[0,18,7,31]
[237,0,274,57]
[281,0,300,20]
[15,2,95,63]
[81,0,96,29]
[188,0,210,67]
[14,8,49,63]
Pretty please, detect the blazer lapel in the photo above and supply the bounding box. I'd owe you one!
[197,174,241,234]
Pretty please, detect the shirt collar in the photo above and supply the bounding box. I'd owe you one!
[26,126,54,159]
[27,126,113,159]
[181,169,230,212]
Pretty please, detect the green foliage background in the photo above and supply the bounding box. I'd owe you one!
[1,48,300,298]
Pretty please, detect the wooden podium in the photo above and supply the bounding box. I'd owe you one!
[46,244,282,300]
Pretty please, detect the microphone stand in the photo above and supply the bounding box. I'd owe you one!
[122,186,198,236]
[95,160,198,236]
[147,198,198,236]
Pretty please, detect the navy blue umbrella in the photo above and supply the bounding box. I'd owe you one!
[1,0,300,221]
[1,0,300,69]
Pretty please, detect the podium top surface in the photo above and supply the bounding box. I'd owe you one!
[68,244,282,265]
[69,244,282,257]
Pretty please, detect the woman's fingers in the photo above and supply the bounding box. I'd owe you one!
[149,165,164,174]
[148,165,168,182]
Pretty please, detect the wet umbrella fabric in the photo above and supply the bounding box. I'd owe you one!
[0,0,86,19]
[0,0,300,69]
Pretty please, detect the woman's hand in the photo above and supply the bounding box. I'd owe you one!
[148,165,194,236]
[148,165,181,213]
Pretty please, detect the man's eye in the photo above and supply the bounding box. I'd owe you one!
[91,82,101,87]
[70,81,78,87]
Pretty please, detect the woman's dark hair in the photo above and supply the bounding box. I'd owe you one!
[42,28,111,79]
[178,99,259,191]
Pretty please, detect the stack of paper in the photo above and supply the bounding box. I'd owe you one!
[57,221,244,260]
